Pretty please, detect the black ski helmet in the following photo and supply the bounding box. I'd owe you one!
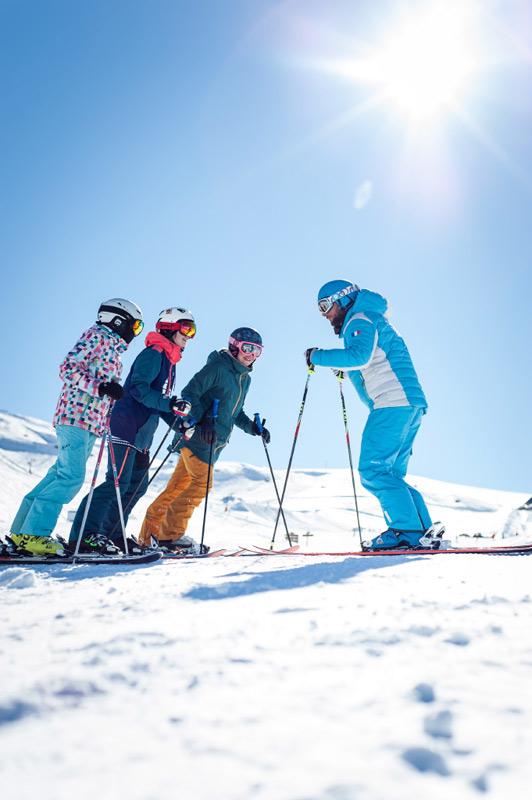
[228,327,263,358]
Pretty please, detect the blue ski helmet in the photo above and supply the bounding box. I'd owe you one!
[317,280,359,314]
[228,327,263,358]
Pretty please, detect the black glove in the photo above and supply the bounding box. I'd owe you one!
[304,348,317,369]
[199,420,217,445]
[252,419,271,444]
[98,381,124,400]
[170,397,192,417]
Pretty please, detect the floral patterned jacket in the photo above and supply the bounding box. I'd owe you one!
[53,324,128,436]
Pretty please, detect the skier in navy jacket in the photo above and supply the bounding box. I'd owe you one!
[306,280,441,551]
[69,308,196,554]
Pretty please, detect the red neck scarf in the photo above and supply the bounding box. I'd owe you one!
[144,331,182,365]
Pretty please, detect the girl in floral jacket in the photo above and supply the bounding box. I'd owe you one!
[9,298,143,556]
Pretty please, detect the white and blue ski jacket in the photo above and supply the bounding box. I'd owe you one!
[311,289,427,410]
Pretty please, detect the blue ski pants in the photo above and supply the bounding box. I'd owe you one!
[358,407,432,532]
[10,425,97,537]
[69,442,150,546]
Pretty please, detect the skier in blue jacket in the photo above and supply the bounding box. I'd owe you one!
[69,308,195,554]
[306,280,441,551]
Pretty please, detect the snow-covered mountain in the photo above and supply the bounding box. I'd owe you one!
[1,410,531,800]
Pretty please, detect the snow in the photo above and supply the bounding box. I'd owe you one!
[0,411,531,799]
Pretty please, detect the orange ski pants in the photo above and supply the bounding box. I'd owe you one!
[139,447,213,545]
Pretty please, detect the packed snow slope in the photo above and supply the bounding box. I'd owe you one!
[1,411,531,800]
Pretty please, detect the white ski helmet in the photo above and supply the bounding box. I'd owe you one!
[97,298,144,343]
[156,307,196,339]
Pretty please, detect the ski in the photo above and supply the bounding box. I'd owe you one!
[245,542,532,557]
[241,545,301,555]
[0,550,162,566]
[161,548,227,561]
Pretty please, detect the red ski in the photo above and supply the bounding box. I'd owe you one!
[245,542,532,557]
[242,545,301,555]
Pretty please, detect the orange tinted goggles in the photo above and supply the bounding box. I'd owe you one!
[177,320,196,338]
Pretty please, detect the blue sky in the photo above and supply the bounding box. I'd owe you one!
[1,0,531,493]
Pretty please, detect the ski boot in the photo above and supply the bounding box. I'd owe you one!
[365,529,431,551]
[159,535,209,556]
[119,536,157,556]
[76,533,121,555]
[8,534,66,557]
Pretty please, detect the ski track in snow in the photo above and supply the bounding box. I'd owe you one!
[1,412,531,800]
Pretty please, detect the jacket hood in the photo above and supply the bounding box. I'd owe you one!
[352,289,388,316]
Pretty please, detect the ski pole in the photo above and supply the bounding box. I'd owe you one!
[199,398,219,553]
[142,427,190,493]
[270,367,314,548]
[336,371,363,548]
[72,428,109,559]
[108,416,182,538]
[106,432,129,555]
[254,414,292,546]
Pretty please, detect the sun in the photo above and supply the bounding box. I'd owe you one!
[371,3,478,121]
[314,2,481,124]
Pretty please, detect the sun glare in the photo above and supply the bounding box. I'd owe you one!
[373,4,478,120]
[315,2,481,124]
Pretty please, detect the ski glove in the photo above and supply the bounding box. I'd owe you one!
[170,397,192,417]
[199,420,217,445]
[98,381,124,400]
[252,420,271,444]
[180,418,196,441]
[304,348,317,369]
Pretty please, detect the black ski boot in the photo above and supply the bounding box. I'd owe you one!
[78,533,121,555]
[120,536,156,556]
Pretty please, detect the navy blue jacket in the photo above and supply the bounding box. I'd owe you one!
[110,346,176,448]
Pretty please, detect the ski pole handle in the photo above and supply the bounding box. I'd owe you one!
[212,398,220,420]
[253,412,263,434]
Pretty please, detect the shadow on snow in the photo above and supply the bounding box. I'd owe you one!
[184,555,417,601]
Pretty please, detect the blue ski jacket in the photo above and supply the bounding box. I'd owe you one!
[110,345,176,448]
[311,289,427,410]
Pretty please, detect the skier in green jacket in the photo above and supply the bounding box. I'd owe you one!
[138,327,269,551]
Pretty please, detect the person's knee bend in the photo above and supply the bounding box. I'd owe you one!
[359,466,387,491]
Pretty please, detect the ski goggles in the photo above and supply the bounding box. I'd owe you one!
[132,319,144,336]
[317,284,357,315]
[177,320,197,339]
[230,338,263,357]
[158,320,197,338]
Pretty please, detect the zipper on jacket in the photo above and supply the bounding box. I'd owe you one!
[231,372,246,417]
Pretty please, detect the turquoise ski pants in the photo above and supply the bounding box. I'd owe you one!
[359,407,432,532]
[10,424,96,537]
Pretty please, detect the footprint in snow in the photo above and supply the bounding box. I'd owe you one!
[445,632,470,646]
[424,709,453,740]
[402,747,451,776]
[412,683,436,703]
